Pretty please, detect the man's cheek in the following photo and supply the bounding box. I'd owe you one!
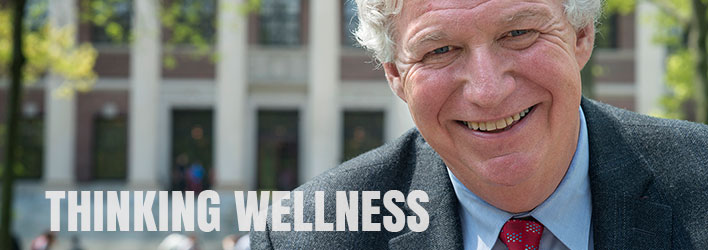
[409,88,443,118]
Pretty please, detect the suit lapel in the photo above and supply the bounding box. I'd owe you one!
[582,98,672,249]
[388,134,464,250]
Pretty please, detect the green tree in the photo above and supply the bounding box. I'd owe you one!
[1,0,99,247]
[605,0,708,122]
[0,3,98,96]
[0,2,25,248]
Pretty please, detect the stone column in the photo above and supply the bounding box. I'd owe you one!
[128,0,161,186]
[214,0,250,189]
[636,2,666,115]
[304,0,341,182]
[44,0,77,185]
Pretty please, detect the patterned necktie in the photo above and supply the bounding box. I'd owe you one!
[499,217,544,250]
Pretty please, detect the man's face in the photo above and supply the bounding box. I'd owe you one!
[385,0,594,201]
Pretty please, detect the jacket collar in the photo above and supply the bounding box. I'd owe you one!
[582,97,672,249]
[388,132,464,250]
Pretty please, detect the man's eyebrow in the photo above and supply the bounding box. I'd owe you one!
[407,32,448,53]
[405,8,552,53]
[501,8,553,26]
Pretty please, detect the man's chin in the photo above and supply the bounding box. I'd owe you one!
[469,153,539,187]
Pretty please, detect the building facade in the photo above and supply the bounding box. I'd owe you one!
[2,0,417,191]
[0,0,670,248]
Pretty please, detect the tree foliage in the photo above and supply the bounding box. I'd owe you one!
[605,0,708,122]
[0,2,98,98]
[80,0,261,69]
[0,0,99,183]
[646,0,698,121]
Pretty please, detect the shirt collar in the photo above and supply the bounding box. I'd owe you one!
[448,106,591,250]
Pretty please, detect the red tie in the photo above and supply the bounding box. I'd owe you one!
[499,218,544,250]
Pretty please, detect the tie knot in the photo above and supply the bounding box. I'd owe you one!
[499,218,544,250]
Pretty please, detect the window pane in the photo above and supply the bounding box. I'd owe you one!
[171,110,214,192]
[168,0,217,45]
[342,111,384,162]
[93,116,127,179]
[259,0,301,46]
[0,118,44,179]
[16,118,44,178]
[342,0,359,46]
[85,0,133,44]
[257,110,299,191]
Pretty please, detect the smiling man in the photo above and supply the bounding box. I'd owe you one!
[385,0,590,215]
[251,0,708,249]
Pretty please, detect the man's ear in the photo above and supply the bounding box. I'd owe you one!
[575,23,595,69]
[383,62,407,102]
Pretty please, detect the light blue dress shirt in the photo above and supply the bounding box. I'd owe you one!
[447,107,592,250]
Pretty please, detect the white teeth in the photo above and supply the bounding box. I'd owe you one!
[495,119,507,129]
[505,117,514,125]
[520,108,529,118]
[512,113,521,121]
[463,107,532,132]
[486,121,496,130]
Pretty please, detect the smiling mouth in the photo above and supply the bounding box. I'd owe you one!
[458,105,535,133]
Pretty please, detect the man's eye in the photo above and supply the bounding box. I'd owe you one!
[508,30,531,37]
[422,45,457,62]
[431,46,451,54]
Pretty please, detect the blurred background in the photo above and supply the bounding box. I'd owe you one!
[0,0,705,249]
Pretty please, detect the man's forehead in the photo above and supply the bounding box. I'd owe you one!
[397,0,559,43]
[403,0,491,13]
[396,0,563,38]
[399,0,562,18]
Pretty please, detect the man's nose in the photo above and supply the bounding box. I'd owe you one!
[459,46,515,108]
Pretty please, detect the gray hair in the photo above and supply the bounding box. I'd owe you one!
[354,0,603,63]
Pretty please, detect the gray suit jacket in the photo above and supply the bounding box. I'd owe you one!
[251,98,708,249]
